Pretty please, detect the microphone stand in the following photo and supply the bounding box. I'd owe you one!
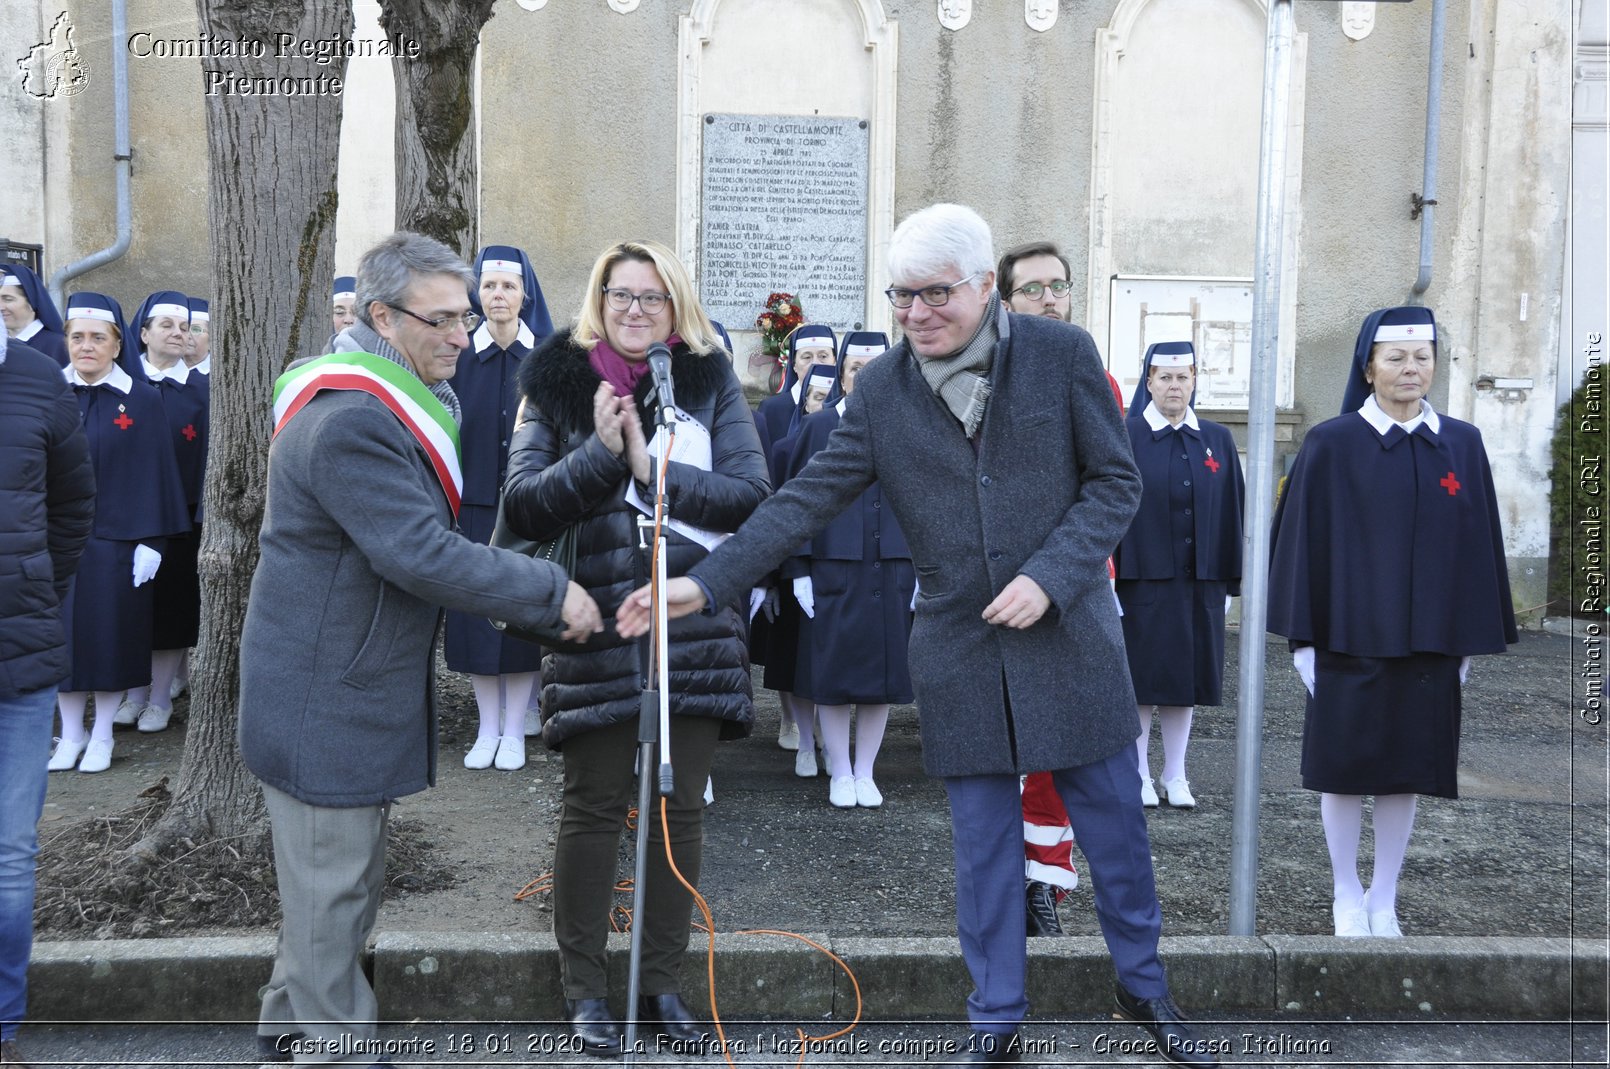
[624,400,676,1066]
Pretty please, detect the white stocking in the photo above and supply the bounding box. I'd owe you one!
[1134,704,1154,777]
[56,692,89,745]
[90,691,122,742]
[850,704,889,780]
[1320,793,1365,908]
[1156,705,1194,783]
[470,674,501,742]
[148,649,185,711]
[783,693,816,754]
[816,705,852,778]
[1367,794,1419,914]
[500,672,537,738]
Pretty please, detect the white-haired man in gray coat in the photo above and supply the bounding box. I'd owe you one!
[621,205,1220,1067]
[239,232,601,1064]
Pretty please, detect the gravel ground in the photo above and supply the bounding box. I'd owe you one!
[34,629,1603,943]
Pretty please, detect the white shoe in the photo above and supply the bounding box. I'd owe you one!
[794,748,818,778]
[1160,776,1196,809]
[1333,900,1371,937]
[1364,889,1403,938]
[777,720,800,751]
[464,736,498,770]
[113,699,144,727]
[854,777,883,808]
[136,704,172,733]
[523,704,541,737]
[1139,777,1159,808]
[78,738,114,774]
[48,737,87,771]
[828,776,856,808]
[169,676,188,701]
[494,735,526,771]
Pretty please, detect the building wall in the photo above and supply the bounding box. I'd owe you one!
[7,0,1581,613]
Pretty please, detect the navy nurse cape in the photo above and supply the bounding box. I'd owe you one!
[782,406,915,705]
[1266,411,1517,657]
[444,322,544,674]
[1114,415,1243,588]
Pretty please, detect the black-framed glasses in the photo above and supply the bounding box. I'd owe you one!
[388,304,482,333]
[602,287,671,314]
[1010,280,1073,300]
[884,273,980,309]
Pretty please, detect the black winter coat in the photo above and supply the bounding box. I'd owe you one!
[504,330,770,748]
[0,342,96,697]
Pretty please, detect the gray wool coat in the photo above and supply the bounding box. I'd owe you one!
[692,310,1143,778]
[239,389,569,807]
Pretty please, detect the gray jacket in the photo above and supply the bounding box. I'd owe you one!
[692,311,1143,777]
[239,388,568,806]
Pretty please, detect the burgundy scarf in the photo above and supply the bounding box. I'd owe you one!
[588,336,672,398]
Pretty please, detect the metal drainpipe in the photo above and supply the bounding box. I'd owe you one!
[1412,0,1447,295]
[50,0,131,310]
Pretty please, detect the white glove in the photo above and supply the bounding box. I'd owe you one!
[793,575,815,618]
[748,588,766,623]
[1293,646,1316,697]
[132,544,162,587]
[764,587,780,621]
[1459,656,1471,685]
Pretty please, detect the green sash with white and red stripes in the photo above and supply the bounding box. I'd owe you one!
[272,352,463,517]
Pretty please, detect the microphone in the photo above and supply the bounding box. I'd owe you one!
[646,341,676,423]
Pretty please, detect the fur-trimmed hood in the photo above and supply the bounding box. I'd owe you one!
[518,328,734,435]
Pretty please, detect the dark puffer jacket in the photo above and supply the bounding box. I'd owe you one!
[0,341,96,698]
[504,330,770,748]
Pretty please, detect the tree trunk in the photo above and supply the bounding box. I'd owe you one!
[381,0,495,256]
[135,0,352,858]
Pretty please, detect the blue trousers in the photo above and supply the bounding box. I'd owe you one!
[0,686,56,1042]
[944,745,1167,1034]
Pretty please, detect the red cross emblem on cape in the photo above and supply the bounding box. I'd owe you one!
[1440,471,1461,496]
[113,412,133,431]
[1203,448,1220,473]
[182,424,198,441]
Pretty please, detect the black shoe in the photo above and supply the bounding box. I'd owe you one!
[636,992,708,1045]
[1112,986,1221,1068]
[564,998,624,1057]
[1025,880,1065,937]
[961,1032,1021,1065]
[255,1032,302,1062]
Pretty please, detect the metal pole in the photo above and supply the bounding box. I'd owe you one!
[1412,0,1448,295]
[1228,0,1295,937]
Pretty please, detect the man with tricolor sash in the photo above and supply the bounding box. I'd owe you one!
[238,232,601,1065]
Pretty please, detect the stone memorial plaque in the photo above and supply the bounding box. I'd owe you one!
[699,113,870,330]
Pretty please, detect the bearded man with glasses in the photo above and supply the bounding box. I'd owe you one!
[620,205,1220,1067]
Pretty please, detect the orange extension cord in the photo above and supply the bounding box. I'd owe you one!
[513,436,864,1066]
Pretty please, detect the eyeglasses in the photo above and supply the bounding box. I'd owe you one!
[884,274,979,309]
[388,304,482,333]
[1010,280,1073,300]
[602,288,671,314]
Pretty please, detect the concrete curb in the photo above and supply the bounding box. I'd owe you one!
[29,933,1606,1022]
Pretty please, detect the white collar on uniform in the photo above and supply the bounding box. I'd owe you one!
[1359,394,1440,437]
[835,397,847,417]
[143,357,191,384]
[1143,400,1199,432]
[789,378,803,404]
[193,355,211,375]
[473,320,535,355]
[65,362,134,394]
[17,319,43,341]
